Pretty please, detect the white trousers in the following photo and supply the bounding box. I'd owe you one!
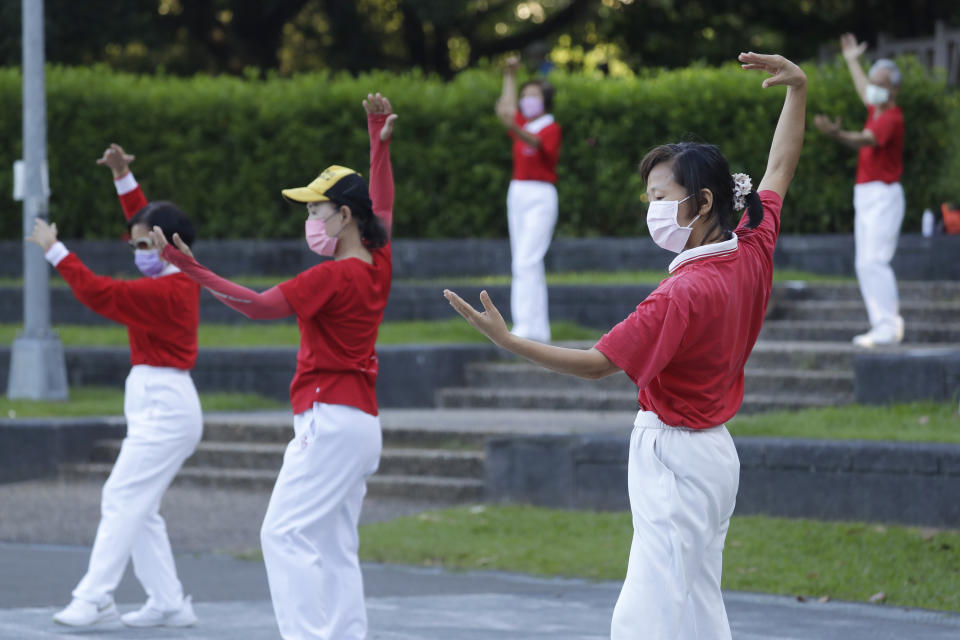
[260,402,382,640]
[73,365,202,611]
[507,179,558,343]
[611,411,740,640]
[854,181,905,336]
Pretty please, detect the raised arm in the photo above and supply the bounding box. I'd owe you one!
[496,56,519,122]
[148,227,294,320]
[739,52,807,199]
[97,143,146,220]
[363,93,397,237]
[840,33,869,105]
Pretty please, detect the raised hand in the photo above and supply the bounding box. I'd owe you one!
[96,143,135,179]
[148,225,194,260]
[738,52,807,89]
[363,92,398,142]
[504,55,520,74]
[443,289,511,346]
[25,218,58,252]
[840,33,867,62]
[813,114,842,135]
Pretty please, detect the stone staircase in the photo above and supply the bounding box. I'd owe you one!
[61,414,487,502]
[435,281,960,414]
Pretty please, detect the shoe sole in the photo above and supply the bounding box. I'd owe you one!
[53,612,119,627]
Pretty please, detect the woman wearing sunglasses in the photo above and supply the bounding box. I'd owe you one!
[26,145,202,629]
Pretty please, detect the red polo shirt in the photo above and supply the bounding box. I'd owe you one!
[595,190,782,429]
[510,112,561,183]
[856,105,904,184]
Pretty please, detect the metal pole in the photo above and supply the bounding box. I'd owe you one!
[7,0,68,400]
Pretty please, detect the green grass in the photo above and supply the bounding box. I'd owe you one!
[0,319,601,348]
[0,386,285,418]
[353,505,960,612]
[728,401,960,443]
[0,269,857,289]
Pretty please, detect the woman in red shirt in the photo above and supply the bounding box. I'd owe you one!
[496,55,562,343]
[446,53,807,640]
[27,146,202,629]
[149,94,397,640]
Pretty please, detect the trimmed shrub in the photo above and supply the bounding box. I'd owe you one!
[0,60,956,240]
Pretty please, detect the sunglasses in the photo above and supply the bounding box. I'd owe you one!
[128,237,156,251]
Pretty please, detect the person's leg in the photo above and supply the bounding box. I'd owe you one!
[507,180,523,335]
[260,403,381,640]
[69,369,201,609]
[611,413,739,640]
[854,182,905,343]
[509,181,558,342]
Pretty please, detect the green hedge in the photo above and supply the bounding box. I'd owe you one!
[0,60,957,239]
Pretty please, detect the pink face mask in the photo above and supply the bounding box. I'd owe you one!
[305,218,338,257]
[519,95,545,119]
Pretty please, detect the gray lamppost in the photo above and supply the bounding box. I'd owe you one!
[7,0,68,400]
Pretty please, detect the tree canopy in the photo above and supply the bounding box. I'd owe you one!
[0,0,958,77]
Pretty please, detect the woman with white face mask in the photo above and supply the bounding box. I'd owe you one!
[814,33,906,348]
[27,145,203,629]
[149,94,397,640]
[495,55,562,343]
[446,51,807,640]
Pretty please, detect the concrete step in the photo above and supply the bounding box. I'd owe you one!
[746,341,859,370]
[199,420,488,449]
[59,463,484,502]
[434,387,852,413]
[778,281,960,303]
[464,362,852,395]
[759,320,960,343]
[89,440,483,479]
[768,300,960,323]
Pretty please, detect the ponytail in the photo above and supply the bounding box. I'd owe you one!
[743,190,764,229]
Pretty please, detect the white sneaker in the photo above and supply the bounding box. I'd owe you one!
[52,597,119,626]
[852,327,903,348]
[121,595,198,628]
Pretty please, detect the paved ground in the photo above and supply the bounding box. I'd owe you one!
[2,543,960,640]
[2,474,960,638]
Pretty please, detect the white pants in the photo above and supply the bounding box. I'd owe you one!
[261,402,382,640]
[854,181,905,337]
[73,365,202,610]
[611,411,740,640]
[507,179,558,343]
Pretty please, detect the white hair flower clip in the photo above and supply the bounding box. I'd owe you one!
[732,173,752,211]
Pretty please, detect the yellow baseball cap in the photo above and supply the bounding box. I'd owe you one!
[281,165,368,205]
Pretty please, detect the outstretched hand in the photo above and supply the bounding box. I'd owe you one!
[443,289,511,346]
[738,52,806,89]
[148,225,194,260]
[813,114,842,135]
[363,92,398,142]
[25,218,58,252]
[840,33,867,62]
[96,143,135,179]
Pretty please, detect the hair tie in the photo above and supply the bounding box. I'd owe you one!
[732,173,753,211]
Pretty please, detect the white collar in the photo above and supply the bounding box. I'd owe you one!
[668,233,739,274]
[156,262,181,277]
[523,113,554,134]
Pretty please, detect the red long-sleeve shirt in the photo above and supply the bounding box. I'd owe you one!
[51,173,200,370]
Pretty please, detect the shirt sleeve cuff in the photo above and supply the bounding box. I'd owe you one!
[113,171,138,195]
[44,241,69,267]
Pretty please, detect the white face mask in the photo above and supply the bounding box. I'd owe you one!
[646,194,699,254]
[865,83,890,106]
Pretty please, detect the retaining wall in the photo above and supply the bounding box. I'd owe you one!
[485,434,960,526]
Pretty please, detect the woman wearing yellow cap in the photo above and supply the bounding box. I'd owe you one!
[150,93,397,640]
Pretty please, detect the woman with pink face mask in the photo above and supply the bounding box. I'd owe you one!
[148,93,396,640]
[27,145,203,630]
[496,55,562,343]
[448,52,807,640]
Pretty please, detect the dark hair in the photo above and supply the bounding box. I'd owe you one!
[520,79,555,112]
[127,201,196,247]
[638,142,763,234]
[331,199,388,250]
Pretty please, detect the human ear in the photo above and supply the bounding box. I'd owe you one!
[698,188,714,217]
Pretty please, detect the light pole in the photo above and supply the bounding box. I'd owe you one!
[7,0,68,400]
